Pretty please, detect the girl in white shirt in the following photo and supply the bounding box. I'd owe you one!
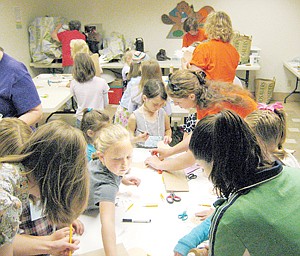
[70,53,110,127]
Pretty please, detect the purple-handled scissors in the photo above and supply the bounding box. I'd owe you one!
[166,192,181,204]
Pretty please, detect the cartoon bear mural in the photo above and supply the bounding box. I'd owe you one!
[161,2,214,39]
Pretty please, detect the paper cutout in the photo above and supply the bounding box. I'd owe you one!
[162,170,189,192]
[77,244,129,256]
[161,1,214,39]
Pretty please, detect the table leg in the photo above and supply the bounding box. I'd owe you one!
[237,70,250,88]
[284,77,300,103]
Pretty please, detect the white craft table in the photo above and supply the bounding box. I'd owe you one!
[74,148,216,256]
[32,74,74,122]
[283,61,300,103]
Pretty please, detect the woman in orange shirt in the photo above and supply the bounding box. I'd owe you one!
[144,70,257,172]
[188,11,240,83]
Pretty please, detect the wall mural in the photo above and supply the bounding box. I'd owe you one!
[161,1,214,39]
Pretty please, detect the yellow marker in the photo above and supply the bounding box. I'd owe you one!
[143,204,158,207]
[126,203,134,212]
[69,224,73,256]
[160,193,165,201]
[199,204,212,207]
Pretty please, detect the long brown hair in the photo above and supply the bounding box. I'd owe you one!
[0,120,89,225]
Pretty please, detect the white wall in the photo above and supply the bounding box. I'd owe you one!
[0,0,48,65]
[1,0,300,93]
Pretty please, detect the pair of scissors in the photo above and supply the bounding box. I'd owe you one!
[178,210,188,221]
[166,192,181,204]
[186,172,197,180]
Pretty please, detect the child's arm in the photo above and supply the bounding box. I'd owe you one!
[103,83,110,108]
[13,229,80,256]
[99,201,117,256]
[128,114,149,144]
[163,112,172,144]
[173,215,212,256]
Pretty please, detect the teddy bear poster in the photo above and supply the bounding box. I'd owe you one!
[161,1,214,39]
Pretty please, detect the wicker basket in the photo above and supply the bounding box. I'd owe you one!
[255,78,276,104]
[232,32,252,64]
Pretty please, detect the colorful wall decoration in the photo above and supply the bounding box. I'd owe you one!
[161,1,214,39]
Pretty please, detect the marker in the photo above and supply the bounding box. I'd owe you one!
[199,204,212,207]
[160,193,165,201]
[126,203,134,212]
[143,204,158,207]
[137,129,148,134]
[122,218,151,223]
[68,224,73,256]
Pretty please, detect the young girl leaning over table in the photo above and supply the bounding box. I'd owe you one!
[173,103,300,256]
[128,79,172,148]
[80,108,110,162]
[86,124,141,256]
[0,118,85,256]
[0,119,89,256]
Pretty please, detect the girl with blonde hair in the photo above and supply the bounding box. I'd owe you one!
[0,120,89,256]
[87,124,141,256]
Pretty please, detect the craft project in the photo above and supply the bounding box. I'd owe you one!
[161,1,214,39]
[77,244,129,256]
[162,170,189,192]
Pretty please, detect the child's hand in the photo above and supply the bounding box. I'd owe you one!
[72,219,84,235]
[163,135,172,144]
[195,207,214,220]
[136,132,149,143]
[144,155,163,170]
[122,176,141,186]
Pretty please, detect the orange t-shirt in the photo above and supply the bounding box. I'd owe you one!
[196,93,258,120]
[182,28,207,48]
[190,40,240,83]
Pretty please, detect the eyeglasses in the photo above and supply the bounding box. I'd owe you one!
[168,73,180,92]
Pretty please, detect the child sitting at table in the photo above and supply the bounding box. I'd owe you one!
[80,108,110,161]
[173,102,299,256]
[245,102,300,168]
[0,119,89,256]
[86,124,141,256]
[0,118,85,256]
[70,52,110,127]
[128,59,171,116]
[114,61,142,128]
[128,79,172,148]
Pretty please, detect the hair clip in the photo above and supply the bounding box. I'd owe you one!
[167,73,181,92]
[257,102,283,112]
[193,71,206,86]
[87,107,93,112]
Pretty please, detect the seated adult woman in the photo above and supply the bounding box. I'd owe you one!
[144,69,257,171]
[189,110,300,255]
